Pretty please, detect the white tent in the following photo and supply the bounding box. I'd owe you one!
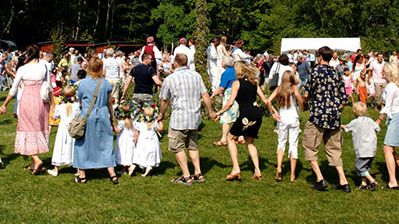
[281,38,361,53]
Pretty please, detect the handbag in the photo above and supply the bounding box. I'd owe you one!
[68,79,103,139]
[269,63,280,91]
[40,65,51,102]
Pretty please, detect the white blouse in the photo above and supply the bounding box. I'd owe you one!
[9,62,47,96]
[381,82,399,118]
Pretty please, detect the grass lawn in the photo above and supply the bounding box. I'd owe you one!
[0,92,398,224]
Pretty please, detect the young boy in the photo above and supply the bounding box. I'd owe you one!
[342,102,380,191]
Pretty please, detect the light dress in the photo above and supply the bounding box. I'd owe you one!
[51,102,80,166]
[132,121,162,168]
[116,120,135,166]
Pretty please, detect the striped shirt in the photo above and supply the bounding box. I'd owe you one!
[160,67,207,130]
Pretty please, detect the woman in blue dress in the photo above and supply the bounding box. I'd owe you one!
[73,57,118,184]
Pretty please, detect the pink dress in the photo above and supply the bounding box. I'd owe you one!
[343,75,353,95]
[9,62,50,155]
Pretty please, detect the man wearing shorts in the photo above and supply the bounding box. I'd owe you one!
[303,46,351,193]
[158,53,216,186]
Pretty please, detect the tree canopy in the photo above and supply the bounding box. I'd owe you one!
[0,0,398,53]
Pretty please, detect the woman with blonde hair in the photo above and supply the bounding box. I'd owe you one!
[73,57,118,184]
[376,63,399,189]
[216,61,279,181]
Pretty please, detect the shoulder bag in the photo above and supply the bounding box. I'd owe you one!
[40,64,51,102]
[268,63,280,91]
[68,79,103,139]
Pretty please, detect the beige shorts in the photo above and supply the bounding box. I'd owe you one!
[168,128,198,153]
[302,121,343,166]
[108,79,120,99]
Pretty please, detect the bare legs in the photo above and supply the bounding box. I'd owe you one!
[384,145,398,188]
[226,134,261,177]
[276,150,297,182]
[175,150,202,178]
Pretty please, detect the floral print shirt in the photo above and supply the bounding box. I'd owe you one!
[305,64,348,130]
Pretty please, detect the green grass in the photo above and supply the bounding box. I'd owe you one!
[0,92,398,224]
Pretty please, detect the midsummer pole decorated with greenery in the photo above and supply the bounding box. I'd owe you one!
[193,0,210,88]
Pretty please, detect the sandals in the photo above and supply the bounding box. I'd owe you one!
[0,161,5,169]
[251,174,263,180]
[275,171,282,182]
[74,176,87,184]
[31,164,46,175]
[172,176,193,186]
[109,175,119,185]
[213,141,227,147]
[226,172,241,181]
[192,173,206,183]
[384,184,398,190]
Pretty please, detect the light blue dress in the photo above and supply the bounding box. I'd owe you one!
[73,77,116,169]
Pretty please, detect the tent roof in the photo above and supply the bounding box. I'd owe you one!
[281,38,361,53]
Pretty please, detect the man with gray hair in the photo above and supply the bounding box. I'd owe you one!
[210,56,240,146]
[103,48,120,104]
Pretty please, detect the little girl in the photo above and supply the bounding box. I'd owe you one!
[114,103,135,176]
[47,86,80,176]
[342,102,380,191]
[354,68,368,104]
[131,105,163,177]
[343,67,355,104]
[268,70,303,182]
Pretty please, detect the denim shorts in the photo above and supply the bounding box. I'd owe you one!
[384,113,399,147]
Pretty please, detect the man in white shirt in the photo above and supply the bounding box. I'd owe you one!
[369,53,386,109]
[389,51,398,65]
[329,51,340,69]
[173,38,191,66]
[103,48,120,104]
[207,38,220,91]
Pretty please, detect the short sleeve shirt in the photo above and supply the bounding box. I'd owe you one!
[130,63,156,95]
[160,67,207,130]
[219,66,236,89]
[305,64,348,130]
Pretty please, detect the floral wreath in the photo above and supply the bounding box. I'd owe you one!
[114,99,159,122]
[60,84,79,103]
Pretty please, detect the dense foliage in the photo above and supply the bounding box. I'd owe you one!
[1,0,399,53]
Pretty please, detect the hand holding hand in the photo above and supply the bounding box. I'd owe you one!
[272,113,281,122]
[209,111,217,121]
[0,105,6,114]
[157,113,164,122]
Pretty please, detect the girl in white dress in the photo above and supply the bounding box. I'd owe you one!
[48,86,80,176]
[268,70,303,182]
[131,106,163,177]
[115,103,135,176]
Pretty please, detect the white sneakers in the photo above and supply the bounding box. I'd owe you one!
[47,169,58,177]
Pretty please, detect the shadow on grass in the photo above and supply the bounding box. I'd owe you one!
[305,160,340,186]
[199,157,229,175]
[240,157,271,173]
[0,145,20,167]
[0,119,13,125]
[375,161,389,183]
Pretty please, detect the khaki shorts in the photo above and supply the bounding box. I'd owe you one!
[108,79,120,99]
[168,128,198,153]
[302,121,343,166]
[374,82,387,107]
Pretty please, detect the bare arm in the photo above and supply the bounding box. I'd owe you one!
[157,99,170,122]
[107,93,115,132]
[152,75,163,86]
[293,85,304,109]
[217,80,239,115]
[202,92,216,120]
[121,76,133,100]
[157,121,164,132]
[210,87,225,98]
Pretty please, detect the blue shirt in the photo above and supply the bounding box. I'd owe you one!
[219,66,236,89]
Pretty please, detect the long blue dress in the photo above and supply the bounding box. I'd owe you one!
[73,77,116,169]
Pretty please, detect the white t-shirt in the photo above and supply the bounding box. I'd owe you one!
[103,57,120,80]
[369,60,386,84]
[329,58,340,69]
[269,63,293,86]
[10,63,47,96]
[173,44,192,65]
[381,82,399,118]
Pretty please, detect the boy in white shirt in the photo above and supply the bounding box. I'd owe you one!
[342,102,380,191]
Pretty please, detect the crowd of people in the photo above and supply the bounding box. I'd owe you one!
[0,37,399,192]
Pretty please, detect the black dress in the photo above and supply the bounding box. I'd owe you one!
[230,78,262,138]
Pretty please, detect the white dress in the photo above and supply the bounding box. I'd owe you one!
[116,120,135,166]
[51,102,80,166]
[133,121,162,167]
